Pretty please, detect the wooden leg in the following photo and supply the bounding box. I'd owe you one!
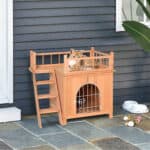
[57,100,66,125]
[33,74,43,128]
[58,111,63,125]
[35,102,42,128]
[58,111,67,125]
[37,113,42,128]
[109,113,113,119]
[61,119,67,126]
[59,115,67,126]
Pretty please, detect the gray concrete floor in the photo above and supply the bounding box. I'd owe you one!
[0,105,150,150]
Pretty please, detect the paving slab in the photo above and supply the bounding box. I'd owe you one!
[92,137,140,150]
[136,116,150,132]
[114,105,130,115]
[137,143,150,150]
[0,122,44,149]
[41,132,86,149]
[0,140,12,150]
[94,113,150,132]
[105,126,150,145]
[60,143,99,150]
[106,114,150,132]
[18,116,66,136]
[143,112,150,119]
[62,121,113,141]
[142,104,150,119]
[85,115,123,128]
[22,145,55,150]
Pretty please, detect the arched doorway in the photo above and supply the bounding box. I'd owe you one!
[76,84,100,113]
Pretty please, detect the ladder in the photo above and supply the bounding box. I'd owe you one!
[32,69,64,128]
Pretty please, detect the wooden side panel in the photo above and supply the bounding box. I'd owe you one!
[60,71,113,120]
[103,72,113,118]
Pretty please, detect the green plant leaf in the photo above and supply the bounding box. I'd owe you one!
[136,0,150,19]
[123,21,150,52]
[147,0,150,6]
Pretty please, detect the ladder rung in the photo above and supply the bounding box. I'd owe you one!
[39,107,58,114]
[34,69,55,74]
[36,80,55,85]
[38,94,57,99]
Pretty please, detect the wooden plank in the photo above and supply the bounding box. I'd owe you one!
[39,107,58,114]
[36,80,55,85]
[37,94,57,99]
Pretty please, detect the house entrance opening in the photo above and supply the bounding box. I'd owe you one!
[76,84,100,113]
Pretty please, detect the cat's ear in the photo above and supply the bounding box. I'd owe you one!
[70,48,75,54]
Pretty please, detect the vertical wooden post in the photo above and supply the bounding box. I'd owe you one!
[30,50,36,71]
[90,47,95,57]
[109,51,114,119]
[109,52,114,70]
[32,73,42,128]
[90,47,95,68]
[64,55,68,73]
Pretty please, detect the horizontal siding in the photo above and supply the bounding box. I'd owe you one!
[15,30,121,42]
[13,0,150,115]
[14,0,114,9]
[15,15,114,26]
[15,22,114,34]
[14,7,114,18]
[114,87,150,105]
[14,38,135,50]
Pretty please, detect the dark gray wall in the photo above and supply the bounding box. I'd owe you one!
[14,0,150,115]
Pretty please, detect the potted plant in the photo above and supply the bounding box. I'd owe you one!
[123,0,150,52]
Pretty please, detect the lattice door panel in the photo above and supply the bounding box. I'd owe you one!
[76,84,100,113]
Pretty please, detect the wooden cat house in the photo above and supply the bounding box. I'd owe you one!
[29,47,114,127]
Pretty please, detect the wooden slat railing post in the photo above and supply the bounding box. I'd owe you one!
[109,52,114,70]
[64,55,68,73]
[90,47,95,57]
[90,47,95,68]
[30,50,36,71]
